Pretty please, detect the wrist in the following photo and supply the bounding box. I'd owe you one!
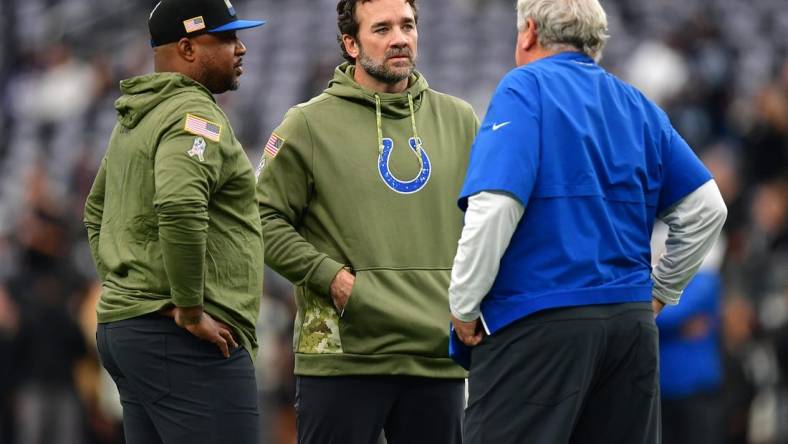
[175,305,204,326]
[451,307,480,323]
[310,256,346,297]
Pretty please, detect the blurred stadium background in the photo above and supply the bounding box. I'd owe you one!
[0,0,785,443]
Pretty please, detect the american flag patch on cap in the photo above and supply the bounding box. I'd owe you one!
[184,114,221,142]
[183,16,206,33]
[264,132,284,158]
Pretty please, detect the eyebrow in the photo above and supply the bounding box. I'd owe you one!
[370,17,416,28]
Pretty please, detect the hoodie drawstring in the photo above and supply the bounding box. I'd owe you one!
[374,92,423,168]
[407,92,424,168]
[375,94,384,155]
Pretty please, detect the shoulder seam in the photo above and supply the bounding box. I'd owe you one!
[294,94,334,111]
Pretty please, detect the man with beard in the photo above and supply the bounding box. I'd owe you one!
[83,0,265,442]
[255,0,478,442]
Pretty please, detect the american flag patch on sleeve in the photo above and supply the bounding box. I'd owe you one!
[183,16,206,33]
[184,114,221,142]
[264,132,285,158]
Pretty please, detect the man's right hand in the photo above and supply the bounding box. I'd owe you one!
[169,305,238,358]
[651,298,666,318]
[330,268,355,315]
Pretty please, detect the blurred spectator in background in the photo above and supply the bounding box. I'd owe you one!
[5,165,89,444]
[722,294,757,444]
[0,284,19,444]
[744,61,788,188]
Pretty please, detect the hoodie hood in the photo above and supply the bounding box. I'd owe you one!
[114,72,214,129]
[324,62,429,119]
[324,63,430,160]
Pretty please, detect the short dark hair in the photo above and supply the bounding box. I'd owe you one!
[336,0,418,64]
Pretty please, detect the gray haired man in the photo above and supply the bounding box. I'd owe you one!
[449,0,727,442]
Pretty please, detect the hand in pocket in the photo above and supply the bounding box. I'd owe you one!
[330,267,355,315]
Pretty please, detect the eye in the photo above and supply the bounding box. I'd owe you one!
[402,23,415,31]
[374,27,388,34]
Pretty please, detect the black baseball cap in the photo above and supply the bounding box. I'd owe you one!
[148,0,265,47]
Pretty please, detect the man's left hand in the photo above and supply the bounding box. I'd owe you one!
[451,315,484,346]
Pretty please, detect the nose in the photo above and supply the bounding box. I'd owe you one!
[390,26,408,47]
[236,38,247,56]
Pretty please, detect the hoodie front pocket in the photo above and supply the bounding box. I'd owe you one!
[338,269,450,357]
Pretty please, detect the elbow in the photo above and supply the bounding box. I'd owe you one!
[83,205,97,227]
[711,187,728,228]
[83,216,99,231]
[716,202,728,228]
[699,180,728,231]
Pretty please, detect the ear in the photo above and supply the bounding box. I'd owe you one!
[523,18,538,51]
[342,34,360,60]
[176,37,197,62]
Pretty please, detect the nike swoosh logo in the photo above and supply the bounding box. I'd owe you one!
[492,121,511,131]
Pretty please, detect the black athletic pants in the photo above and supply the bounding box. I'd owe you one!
[296,375,464,444]
[464,302,660,444]
[96,314,259,444]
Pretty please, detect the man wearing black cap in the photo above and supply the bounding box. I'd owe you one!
[83,0,265,442]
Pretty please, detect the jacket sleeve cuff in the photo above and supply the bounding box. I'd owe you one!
[451,307,481,323]
[651,279,681,305]
[308,256,345,298]
[172,295,203,307]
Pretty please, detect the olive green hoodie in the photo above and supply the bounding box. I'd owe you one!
[84,72,264,357]
[256,63,478,377]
